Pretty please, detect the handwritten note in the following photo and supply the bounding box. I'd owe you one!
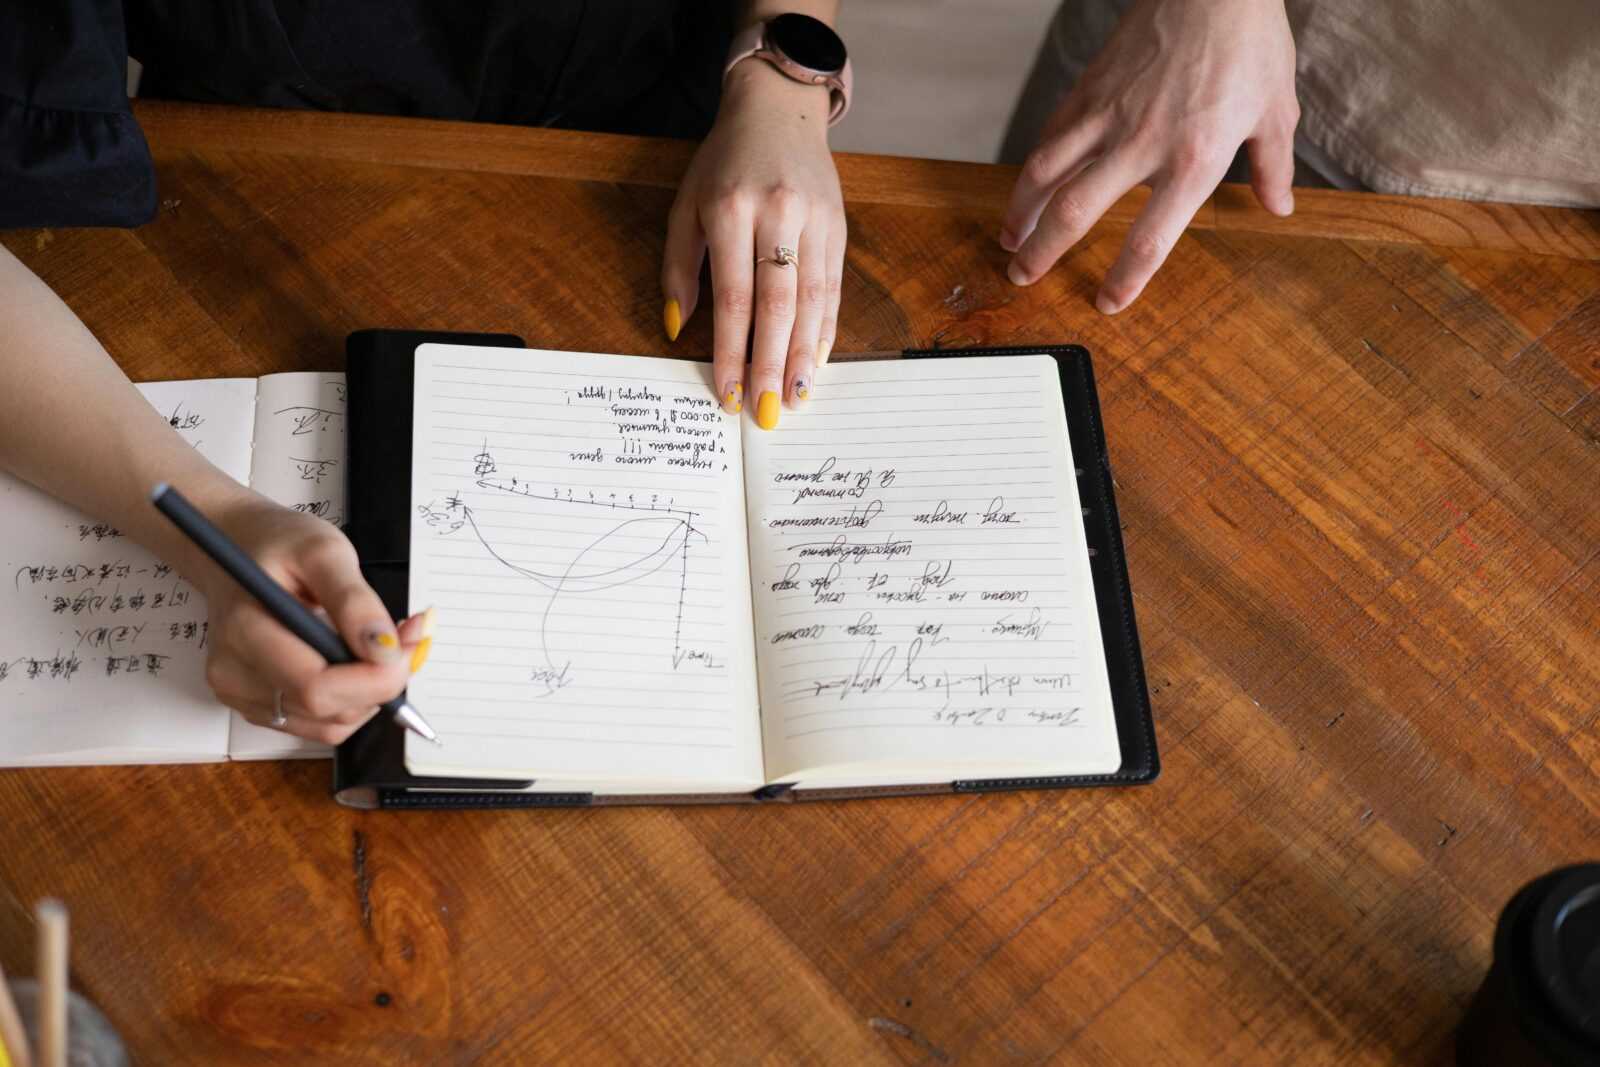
[228,373,349,759]
[249,374,350,527]
[405,345,762,787]
[0,379,256,765]
[742,355,1121,783]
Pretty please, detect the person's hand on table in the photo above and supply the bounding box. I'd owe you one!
[195,493,432,744]
[662,57,846,431]
[1002,0,1299,312]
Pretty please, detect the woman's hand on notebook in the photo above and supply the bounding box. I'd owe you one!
[1001,0,1298,311]
[661,54,846,431]
[196,497,428,744]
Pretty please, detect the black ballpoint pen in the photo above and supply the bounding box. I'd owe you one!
[150,483,441,746]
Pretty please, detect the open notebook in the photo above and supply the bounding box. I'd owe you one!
[335,336,1155,807]
[0,374,345,765]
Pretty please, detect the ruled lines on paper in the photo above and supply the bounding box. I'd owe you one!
[742,355,1122,778]
[406,346,762,784]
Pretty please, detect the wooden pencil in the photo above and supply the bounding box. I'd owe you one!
[0,960,33,1067]
[33,902,66,1067]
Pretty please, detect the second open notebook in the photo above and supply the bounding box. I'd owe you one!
[374,342,1151,801]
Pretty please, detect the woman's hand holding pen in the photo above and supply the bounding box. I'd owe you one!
[661,51,847,432]
[0,248,427,746]
[191,493,430,744]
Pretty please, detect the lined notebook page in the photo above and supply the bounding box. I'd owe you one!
[0,379,256,766]
[229,372,348,760]
[742,355,1121,783]
[405,345,762,787]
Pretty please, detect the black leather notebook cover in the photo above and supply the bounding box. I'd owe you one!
[333,332,1157,810]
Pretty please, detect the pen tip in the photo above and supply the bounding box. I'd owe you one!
[149,482,170,502]
[394,702,442,745]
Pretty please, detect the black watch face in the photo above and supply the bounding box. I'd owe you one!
[768,13,847,74]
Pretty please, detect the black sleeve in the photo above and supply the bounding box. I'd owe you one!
[0,0,157,230]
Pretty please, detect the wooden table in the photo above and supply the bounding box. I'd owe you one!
[2,101,1597,1065]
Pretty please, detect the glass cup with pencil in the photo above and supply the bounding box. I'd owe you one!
[0,900,128,1067]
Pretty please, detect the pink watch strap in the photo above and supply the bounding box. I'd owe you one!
[724,21,852,126]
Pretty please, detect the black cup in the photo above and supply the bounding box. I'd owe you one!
[1458,864,1600,1066]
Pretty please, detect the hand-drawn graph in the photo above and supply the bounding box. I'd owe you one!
[423,444,709,693]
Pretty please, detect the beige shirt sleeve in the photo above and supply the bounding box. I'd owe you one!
[1289,0,1600,207]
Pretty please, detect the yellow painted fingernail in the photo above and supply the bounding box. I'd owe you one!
[366,628,404,663]
[663,299,682,341]
[409,636,433,673]
[756,390,780,430]
[794,379,810,402]
[723,381,742,414]
[818,340,832,366]
[418,605,437,639]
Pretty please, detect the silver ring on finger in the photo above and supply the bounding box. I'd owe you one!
[269,691,289,729]
[756,245,798,269]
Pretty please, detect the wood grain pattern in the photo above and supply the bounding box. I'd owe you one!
[1,101,1598,1065]
[134,102,1600,260]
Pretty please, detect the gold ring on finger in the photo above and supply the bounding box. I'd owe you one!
[756,245,798,269]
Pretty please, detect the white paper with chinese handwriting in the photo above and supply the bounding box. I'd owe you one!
[0,373,345,766]
[226,373,347,760]
[0,380,252,764]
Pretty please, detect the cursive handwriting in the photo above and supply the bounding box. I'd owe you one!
[750,439,1096,738]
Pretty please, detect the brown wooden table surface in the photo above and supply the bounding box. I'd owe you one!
[2,101,1598,1065]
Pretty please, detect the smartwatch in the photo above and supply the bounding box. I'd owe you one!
[724,13,853,125]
